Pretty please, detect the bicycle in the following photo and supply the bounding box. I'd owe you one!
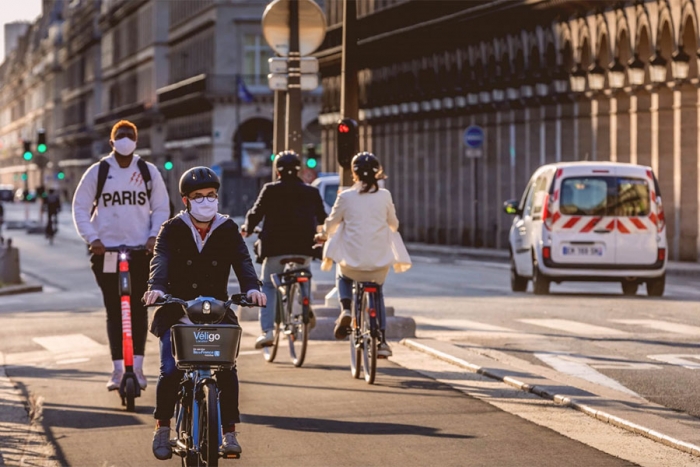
[263,260,313,367]
[105,245,147,411]
[348,281,385,385]
[147,293,255,466]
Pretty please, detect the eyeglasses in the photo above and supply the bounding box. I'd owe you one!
[188,193,218,203]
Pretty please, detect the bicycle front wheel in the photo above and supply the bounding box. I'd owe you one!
[361,292,378,385]
[263,292,282,363]
[202,383,219,466]
[287,283,309,367]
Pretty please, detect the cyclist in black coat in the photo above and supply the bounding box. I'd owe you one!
[144,166,265,461]
[241,151,327,348]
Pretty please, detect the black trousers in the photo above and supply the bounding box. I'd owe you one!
[90,252,150,361]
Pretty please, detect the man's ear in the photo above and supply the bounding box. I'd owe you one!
[182,197,189,208]
[109,140,115,149]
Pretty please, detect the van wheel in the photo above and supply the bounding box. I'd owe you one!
[647,275,665,297]
[532,256,550,295]
[621,282,638,296]
[510,257,528,292]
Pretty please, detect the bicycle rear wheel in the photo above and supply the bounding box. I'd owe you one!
[263,292,282,363]
[201,383,219,466]
[349,299,362,379]
[286,283,309,367]
[361,292,378,385]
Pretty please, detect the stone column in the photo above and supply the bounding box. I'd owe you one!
[560,100,575,161]
[636,91,652,167]
[615,93,631,163]
[678,85,698,260]
[657,86,675,258]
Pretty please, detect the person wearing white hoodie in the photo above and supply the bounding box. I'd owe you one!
[72,120,170,391]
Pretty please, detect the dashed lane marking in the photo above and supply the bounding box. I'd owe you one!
[610,319,700,336]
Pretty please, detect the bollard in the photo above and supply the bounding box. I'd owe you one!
[0,242,21,284]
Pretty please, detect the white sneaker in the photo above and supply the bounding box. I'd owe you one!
[106,369,123,391]
[134,368,148,390]
[255,330,275,349]
[106,360,124,391]
[133,355,147,390]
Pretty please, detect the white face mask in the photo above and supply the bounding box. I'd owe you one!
[189,198,218,222]
[113,138,136,156]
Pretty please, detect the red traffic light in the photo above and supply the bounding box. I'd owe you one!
[338,123,350,133]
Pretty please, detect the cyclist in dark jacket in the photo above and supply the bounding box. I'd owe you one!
[144,166,265,460]
[242,150,327,348]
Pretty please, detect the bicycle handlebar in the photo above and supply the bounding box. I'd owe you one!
[145,293,258,309]
[104,245,148,252]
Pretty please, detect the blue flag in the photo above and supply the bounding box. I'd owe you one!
[237,75,254,103]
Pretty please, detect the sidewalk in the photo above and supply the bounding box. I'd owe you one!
[406,242,700,278]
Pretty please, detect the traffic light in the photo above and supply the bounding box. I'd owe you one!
[36,129,47,153]
[306,144,318,169]
[57,171,65,180]
[21,172,27,181]
[23,140,33,161]
[164,155,173,171]
[336,118,358,168]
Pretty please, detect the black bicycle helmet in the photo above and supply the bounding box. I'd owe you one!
[352,152,381,178]
[179,166,220,196]
[275,150,302,178]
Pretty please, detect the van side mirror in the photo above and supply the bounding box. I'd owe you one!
[503,199,521,215]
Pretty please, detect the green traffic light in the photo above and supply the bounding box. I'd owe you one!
[164,161,173,171]
[57,172,65,180]
[306,158,318,169]
[270,154,275,161]
[37,143,47,153]
[23,151,33,161]
[21,173,27,181]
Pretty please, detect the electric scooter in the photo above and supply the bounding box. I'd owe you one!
[106,245,145,412]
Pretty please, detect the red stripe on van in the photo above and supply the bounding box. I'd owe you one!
[629,218,647,230]
[551,211,561,224]
[605,220,616,230]
[562,216,581,229]
[649,212,658,225]
[580,217,602,233]
[646,170,653,180]
[617,220,631,234]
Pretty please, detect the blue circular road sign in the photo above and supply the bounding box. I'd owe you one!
[463,125,484,149]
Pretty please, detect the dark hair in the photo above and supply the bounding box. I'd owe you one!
[351,152,386,193]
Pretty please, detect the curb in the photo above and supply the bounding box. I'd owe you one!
[401,338,700,458]
[0,283,43,296]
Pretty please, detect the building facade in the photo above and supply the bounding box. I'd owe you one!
[0,0,322,215]
[315,0,700,261]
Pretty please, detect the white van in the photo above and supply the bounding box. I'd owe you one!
[504,162,667,296]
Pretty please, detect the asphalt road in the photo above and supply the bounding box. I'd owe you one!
[2,202,700,466]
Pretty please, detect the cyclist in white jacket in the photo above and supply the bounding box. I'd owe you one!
[316,152,411,357]
[72,120,170,391]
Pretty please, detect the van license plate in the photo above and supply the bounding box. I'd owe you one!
[562,246,604,256]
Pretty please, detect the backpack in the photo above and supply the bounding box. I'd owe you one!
[91,157,152,216]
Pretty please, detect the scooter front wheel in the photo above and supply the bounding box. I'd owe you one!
[125,378,136,412]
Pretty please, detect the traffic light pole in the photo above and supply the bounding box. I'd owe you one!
[339,0,358,187]
[285,0,302,156]
[272,90,286,181]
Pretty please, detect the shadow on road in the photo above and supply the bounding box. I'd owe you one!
[241,413,473,439]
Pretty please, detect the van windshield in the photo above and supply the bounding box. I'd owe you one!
[559,177,649,217]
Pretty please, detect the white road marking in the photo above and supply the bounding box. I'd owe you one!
[33,334,104,353]
[414,317,542,339]
[647,354,700,370]
[610,319,700,336]
[237,350,260,356]
[534,352,657,396]
[55,358,90,365]
[5,334,108,366]
[519,319,630,336]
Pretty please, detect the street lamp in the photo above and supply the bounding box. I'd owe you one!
[671,47,690,80]
[492,88,505,102]
[608,58,626,89]
[570,63,587,92]
[649,52,668,83]
[552,68,569,93]
[627,54,645,86]
[588,61,605,91]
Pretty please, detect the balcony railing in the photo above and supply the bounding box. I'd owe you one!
[157,74,271,104]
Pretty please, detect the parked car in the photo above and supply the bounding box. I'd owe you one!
[504,162,667,297]
[0,185,14,202]
[311,174,339,215]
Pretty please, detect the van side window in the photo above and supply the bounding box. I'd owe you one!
[531,175,550,217]
[519,180,535,212]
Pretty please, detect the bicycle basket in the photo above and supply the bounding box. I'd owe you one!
[171,324,242,369]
